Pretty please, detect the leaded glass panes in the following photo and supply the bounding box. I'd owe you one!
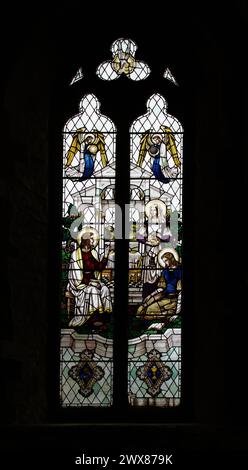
[163,68,178,86]
[70,67,84,85]
[128,93,183,407]
[60,94,116,407]
[96,39,150,81]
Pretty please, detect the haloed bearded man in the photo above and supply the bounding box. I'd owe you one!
[67,231,112,327]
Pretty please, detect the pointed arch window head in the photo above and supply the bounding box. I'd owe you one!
[128,93,183,407]
[64,94,116,179]
[96,38,151,81]
[60,93,116,407]
[59,42,184,410]
[131,94,183,182]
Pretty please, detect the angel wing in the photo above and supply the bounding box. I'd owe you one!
[65,127,85,167]
[160,126,181,167]
[96,132,108,167]
[137,132,150,167]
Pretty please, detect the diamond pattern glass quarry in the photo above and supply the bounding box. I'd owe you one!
[128,94,183,407]
[60,94,116,406]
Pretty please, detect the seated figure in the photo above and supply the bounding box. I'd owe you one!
[67,231,112,327]
[137,250,182,320]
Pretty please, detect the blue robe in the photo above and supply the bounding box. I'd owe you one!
[152,153,170,184]
[162,267,182,295]
[80,145,94,180]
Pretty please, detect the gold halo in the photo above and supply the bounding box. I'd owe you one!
[158,247,179,268]
[76,226,100,247]
[145,199,166,219]
[151,133,162,143]
[84,133,95,142]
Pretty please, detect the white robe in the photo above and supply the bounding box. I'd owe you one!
[67,248,112,327]
[142,244,160,285]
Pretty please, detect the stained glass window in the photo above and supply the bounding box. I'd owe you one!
[163,68,178,86]
[128,93,183,407]
[60,40,184,410]
[97,38,150,81]
[60,93,116,407]
[70,67,84,85]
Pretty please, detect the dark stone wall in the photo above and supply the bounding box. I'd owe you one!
[1,1,247,459]
[1,11,51,424]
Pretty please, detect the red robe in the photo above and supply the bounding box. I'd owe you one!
[81,251,108,285]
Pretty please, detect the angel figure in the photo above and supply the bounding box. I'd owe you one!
[65,128,108,180]
[137,126,181,183]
